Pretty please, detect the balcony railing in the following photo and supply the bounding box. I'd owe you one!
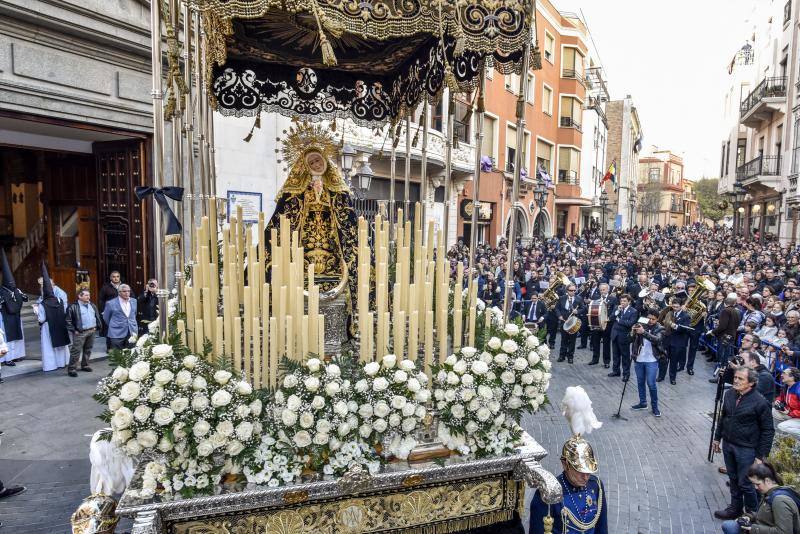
[559,116,582,132]
[562,68,585,85]
[740,77,788,117]
[736,155,782,181]
[557,170,579,185]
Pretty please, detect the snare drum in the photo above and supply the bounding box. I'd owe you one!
[563,315,582,334]
[587,300,608,331]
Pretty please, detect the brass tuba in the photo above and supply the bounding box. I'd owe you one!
[686,275,716,326]
[542,272,571,310]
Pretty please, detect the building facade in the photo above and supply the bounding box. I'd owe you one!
[636,147,687,228]
[605,96,642,231]
[0,0,158,299]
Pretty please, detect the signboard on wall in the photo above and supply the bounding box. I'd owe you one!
[227,191,263,223]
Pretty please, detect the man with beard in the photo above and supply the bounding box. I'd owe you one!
[0,249,27,367]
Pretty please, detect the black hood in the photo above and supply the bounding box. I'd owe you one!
[0,248,15,291]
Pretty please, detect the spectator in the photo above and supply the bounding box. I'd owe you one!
[136,278,159,335]
[713,367,775,519]
[631,309,665,417]
[773,367,800,440]
[98,271,123,349]
[102,284,138,350]
[65,289,102,377]
[720,462,800,534]
[742,351,776,405]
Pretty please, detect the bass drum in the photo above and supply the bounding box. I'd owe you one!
[587,300,608,331]
[563,315,582,334]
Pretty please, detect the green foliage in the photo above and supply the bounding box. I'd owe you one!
[107,347,135,369]
[769,436,800,491]
[695,178,728,223]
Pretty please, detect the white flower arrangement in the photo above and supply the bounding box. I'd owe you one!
[94,339,263,497]
[351,354,430,460]
[270,358,379,476]
[432,322,550,457]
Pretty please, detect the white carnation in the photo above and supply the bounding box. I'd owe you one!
[478,385,493,399]
[444,389,457,402]
[508,396,523,409]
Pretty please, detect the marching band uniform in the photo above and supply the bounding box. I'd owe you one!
[660,302,691,385]
[589,288,616,368]
[557,292,585,364]
[610,302,638,380]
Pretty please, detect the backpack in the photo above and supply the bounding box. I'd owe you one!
[766,487,800,511]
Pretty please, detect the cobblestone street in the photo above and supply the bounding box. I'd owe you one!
[0,347,730,533]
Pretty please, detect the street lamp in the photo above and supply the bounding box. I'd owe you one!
[599,189,609,238]
[354,159,374,200]
[532,176,550,237]
[341,143,356,189]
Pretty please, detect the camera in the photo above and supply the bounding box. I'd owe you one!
[774,401,787,412]
[736,516,752,527]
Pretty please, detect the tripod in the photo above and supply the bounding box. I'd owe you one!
[707,368,725,462]
[612,376,629,421]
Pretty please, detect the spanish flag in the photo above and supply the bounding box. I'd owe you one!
[601,160,616,190]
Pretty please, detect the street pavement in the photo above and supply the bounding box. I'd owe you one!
[0,340,731,533]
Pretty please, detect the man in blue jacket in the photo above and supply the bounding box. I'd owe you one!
[102,284,138,350]
[609,293,639,381]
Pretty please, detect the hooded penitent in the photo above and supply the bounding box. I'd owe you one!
[40,261,70,348]
[0,248,27,342]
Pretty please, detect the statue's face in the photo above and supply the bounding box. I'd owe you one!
[305,151,327,175]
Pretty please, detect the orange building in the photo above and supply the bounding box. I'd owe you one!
[457,2,590,244]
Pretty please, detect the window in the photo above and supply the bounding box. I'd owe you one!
[544,32,555,63]
[536,139,553,178]
[725,140,731,176]
[431,100,443,132]
[559,96,582,130]
[527,73,535,104]
[557,147,580,184]
[649,167,661,182]
[506,124,517,172]
[792,114,800,173]
[562,47,585,80]
[453,100,471,144]
[542,85,553,115]
[523,131,531,172]
[505,73,520,94]
[482,115,497,162]
[737,139,747,167]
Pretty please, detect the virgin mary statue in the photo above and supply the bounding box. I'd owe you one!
[264,120,358,313]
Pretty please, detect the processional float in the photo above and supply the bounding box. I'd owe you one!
[73,0,564,532]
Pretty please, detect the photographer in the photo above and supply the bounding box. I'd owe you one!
[713,368,775,520]
[630,309,665,417]
[720,461,800,534]
[773,367,800,440]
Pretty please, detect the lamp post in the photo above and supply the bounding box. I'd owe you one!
[341,143,356,189]
[355,159,374,201]
[532,177,549,237]
[599,189,609,238]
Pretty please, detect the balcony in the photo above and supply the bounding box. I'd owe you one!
[562,68,585,86]
[736,155,784,189]
[557,170,579,185]
[740,76,788,128]
[559,116,582,132]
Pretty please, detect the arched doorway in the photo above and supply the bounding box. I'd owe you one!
[532,209,552,238]
[504,206,529,240]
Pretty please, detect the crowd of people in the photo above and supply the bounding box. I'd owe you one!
[452,224,800,532]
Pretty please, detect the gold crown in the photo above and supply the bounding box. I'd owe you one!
[275,118,339,172]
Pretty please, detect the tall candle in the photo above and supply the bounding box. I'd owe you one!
[396,311,406,359]
[468,282,477,347]
[269,317,277,389]
[317,315,325,358]
[301,315,309,360]
[195,319,204,358]
[233,318,242,373]
[309,285,319,356]
[202,288,213,347]
[409,311,418,361]
[286,316,294,361]
[222,286,232,357]
[278,286,287,359]
[215,317,223,363]
[185,286,195,351]
[252,317,261,386]
[243,286,252,370]
[425,310,434,381]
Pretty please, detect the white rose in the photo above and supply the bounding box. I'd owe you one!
[337,422,351,437]
[435,389,445,401]
[461,347,478,358]
[406,378,421,392]
[119,381,140,402]
[508,396,523,409]
[326,364,341,378]
[235,421,254,440]
[529,399,540,410]
[531,369,544,382]
[476,408,491,421]
[213,370,232,385]
[540,348,552,361]
[437,370,448,384]
[478,385,493,400]
[357,424,371,439]
[209,431,227,449]
[444,389,456,402]
[494,353,509,365]
[526,336,540,348]
[393,370,408,384]
[347,401,359,413]
[306,358,321,372]
[148,386,165,403]
[334,400,349,417]
[311,395,326,410]
[401,418,417,433]
[513,385,523,396]
[373,418,388,433]
[304,376,320,392]
[293,431,312,448]
[453,360,468,375]
[196,440,214,457]
[175,370,192,388]
[282,409,298,426]
[173,424,186,440]
[157,437,173,452]
[153,407,175,426]
[135,334,149,348]
[480,351,493,363]
[513,358,528,371]
[286,394,301,411]
[154,369,174,385]
[374,401,390,418]
[283,375,299,388]
[401,403,416,417]
[500,371,515,385]
[461,374,474,387]
[487,337,502,350]
[444,354,458,366]
[226,440,245,456]
[373,377,389,392]
[325,381,341,396]
[150,344,173,359]
[134,405,152,422]
[465,421,479,434]
[521,373,534,385]
[504,323,520,337]
[355,379,369,393]
[216,420,234,437]
[167,397,187,414]
[364,361,380,376]
[502,339,518,354]
[389,414,401,428]
[211,390,232,407]
[299,412,315,429]
[313,432,330,446]
[391,395,407,410]
[111,407,133,430]
[107,396,123,412]
[235,404,250,419]
[112,367,129,382]
[471,360,489,375]
[461,388,475,401]
[128,361,150,382]
[249,399,263,416]
[236,381,253,396]
[124,439,142,456]
[489,400,501,413]
[192,395,209,411]
[358,404,374,418]
[382,354,397,368]
[524,385,537,397]
[451,404,465,419]
[446,371,460,385]
[315,419,332,435]
[192,376,207,390]
[399,359,415,372]
[193,419,211,437]
[136,430,158,448]
[182,355,198,369]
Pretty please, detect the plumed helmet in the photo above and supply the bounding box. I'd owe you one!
[70,493,119,534]
[561,435,599,474]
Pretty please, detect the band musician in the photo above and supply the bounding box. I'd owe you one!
[658,297,691,385]
[557,284,586,364]
[588,283,617,368]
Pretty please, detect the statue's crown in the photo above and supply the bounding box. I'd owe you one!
[276,118,339,171]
